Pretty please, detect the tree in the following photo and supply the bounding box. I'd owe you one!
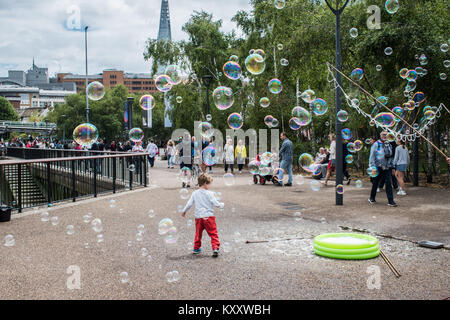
[0,97,19,121]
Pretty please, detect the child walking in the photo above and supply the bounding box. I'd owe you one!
[181,174,224,257]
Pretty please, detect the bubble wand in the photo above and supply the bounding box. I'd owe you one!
[326,62,449,160]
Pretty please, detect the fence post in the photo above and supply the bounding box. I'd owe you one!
[17,164,22,213]
[46,162,51,205]
[71,160,76,202]
[93,158,97,197]
[113,157,116,194]
[144,156,147,187]
[129,157,133,191]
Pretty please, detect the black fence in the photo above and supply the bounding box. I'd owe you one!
[5,147,122,160]
[0,152,148,213]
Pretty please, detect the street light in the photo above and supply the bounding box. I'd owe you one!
[61,115,67,144]
[201,75,214,117]
[84,26,90,123]
[325,0,350,206]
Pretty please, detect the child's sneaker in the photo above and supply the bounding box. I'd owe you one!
[212,249,219,258]
[193,248,202,254]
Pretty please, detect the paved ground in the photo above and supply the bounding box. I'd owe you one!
[0,160,449,300]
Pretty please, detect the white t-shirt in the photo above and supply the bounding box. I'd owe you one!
[182,189,224,219]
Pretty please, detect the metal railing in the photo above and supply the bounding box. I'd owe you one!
[0,121,57,134]
[6,147,123,160]
[0,152,148,213]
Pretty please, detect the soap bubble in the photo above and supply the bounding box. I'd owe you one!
[347,143,356,153]
[294,175,305,185]
[289,117,302,130]
[399,68,408,79]
[166,271,181,283]
[385,0,399,14]
[3,235,15,247]
[354,140,363,151]
[41,211,50,222]
[406,70,418,82]
[137,224,145,233]
[261,152,274,165]
[223,173,235,186]
[202,146,217,166]
[376,65,382,72]
[198,122,214,139]
[73,123,99,147]
[165,65,182,85]
[280,58,289,66]
[310,180,321,192]
[377,96,389,106]
[264,115,274,127]
[268,79,282,94]
[277,44,283,50]
[164,226,179,244]
[129,128,144,143]
[345,155,354,164]
[66,225,75,235]
[336,184,344,195]
[337,110,349,122]
[291,107,312,126]
[91,218,103,233]
[120,272,129,284]
[341,128,352,140]
[229,55,239,62]
[441,43,449,53]
[270,118,279,128]
[248,160,260,175]
[83,214,92,223]
[245,53,265,75]
[419,54,428,66]
[155,74,173,92]
[227,113,244,129]
[384,47,393,55]
[259,97,270,108]
[179,188,189,200]
[312,98,328,116]
[365,138,372,145]
[50,216,59,226]
[206,114,212,122]
[424,109,436,120]
[298,153,316,173]
[129,164,135,172]
[350,68,363,81]
[259,165,271,176]
[87,81,105,101]
[140,248,148,257]
[158,218,174,235]
[374,112,396,127]
[300,89,316,104]
[213,86,234,110]
[444,60,450,68]
[349,28,358,38]
[136,233,143,242]
[97,234,104,243]
[392,106,404,121]
[274,0,286,9]
[386,132,396,142]
[440,73,447,80]
[367,166,379,178]
[355,180,363,188]
[254,49,266,60]
[223,61,242,80]
[223,242,232,253]
[176,96,183,104]
[139,95,155,110]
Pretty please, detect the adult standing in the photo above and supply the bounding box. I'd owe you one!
[132,140,144,174]
[342,140,351,185]
[145,139,158,168]
[394,138,410,196]
[223,138,235,174]
[235,139,247,174]
[368,131,397,207]
[178,133,195,188]
[166,140,175,169]
[322,134,336,186]
[277,132,293,187]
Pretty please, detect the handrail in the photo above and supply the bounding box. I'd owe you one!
[5,147,130,155]
[0,152,150,166]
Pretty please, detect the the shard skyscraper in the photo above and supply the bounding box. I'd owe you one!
[145,0,173,129]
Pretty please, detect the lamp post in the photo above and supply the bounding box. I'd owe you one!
[325,0,350,206]
[84,26,90,123]
[61,114,67,144]
[201,75,214,117]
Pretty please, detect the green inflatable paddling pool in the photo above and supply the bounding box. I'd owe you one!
[313,233,380,260]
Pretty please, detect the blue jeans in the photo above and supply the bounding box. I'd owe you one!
[167,155,172,167]
[279,159,293,184]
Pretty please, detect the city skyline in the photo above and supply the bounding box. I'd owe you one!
[0,0,251,78]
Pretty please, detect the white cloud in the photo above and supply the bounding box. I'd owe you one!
[0,0,252,77]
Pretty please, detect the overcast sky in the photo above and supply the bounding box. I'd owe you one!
[0,0,252,78]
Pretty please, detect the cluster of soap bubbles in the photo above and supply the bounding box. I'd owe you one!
[264,115,279,128]
[158,218,178,245]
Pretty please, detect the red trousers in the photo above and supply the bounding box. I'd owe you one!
[194,216,220,250]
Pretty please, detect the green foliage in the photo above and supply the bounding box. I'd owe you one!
[0,97,19,121]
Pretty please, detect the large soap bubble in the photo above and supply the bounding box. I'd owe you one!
[213,86,234,110]
[165,65,182,85]
[374,112,396,128]
[300,89,316,104]
[155,75,173,92]
[223,61,242,80]
[73,123,99,147]
[227,113,243,130]
[312,98,328,116]
[129,128,144,142]
[291,107,312,126]
[244,53,265,75]
[198,122,214,139]
[87,81,105,101]
[139,95,155,110]
[268,79,282,94]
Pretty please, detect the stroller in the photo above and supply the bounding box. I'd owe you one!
[252,154,278,185]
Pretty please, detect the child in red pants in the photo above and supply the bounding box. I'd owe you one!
[181,174,224,257]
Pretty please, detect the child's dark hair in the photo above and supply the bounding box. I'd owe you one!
[198,174,213,187]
